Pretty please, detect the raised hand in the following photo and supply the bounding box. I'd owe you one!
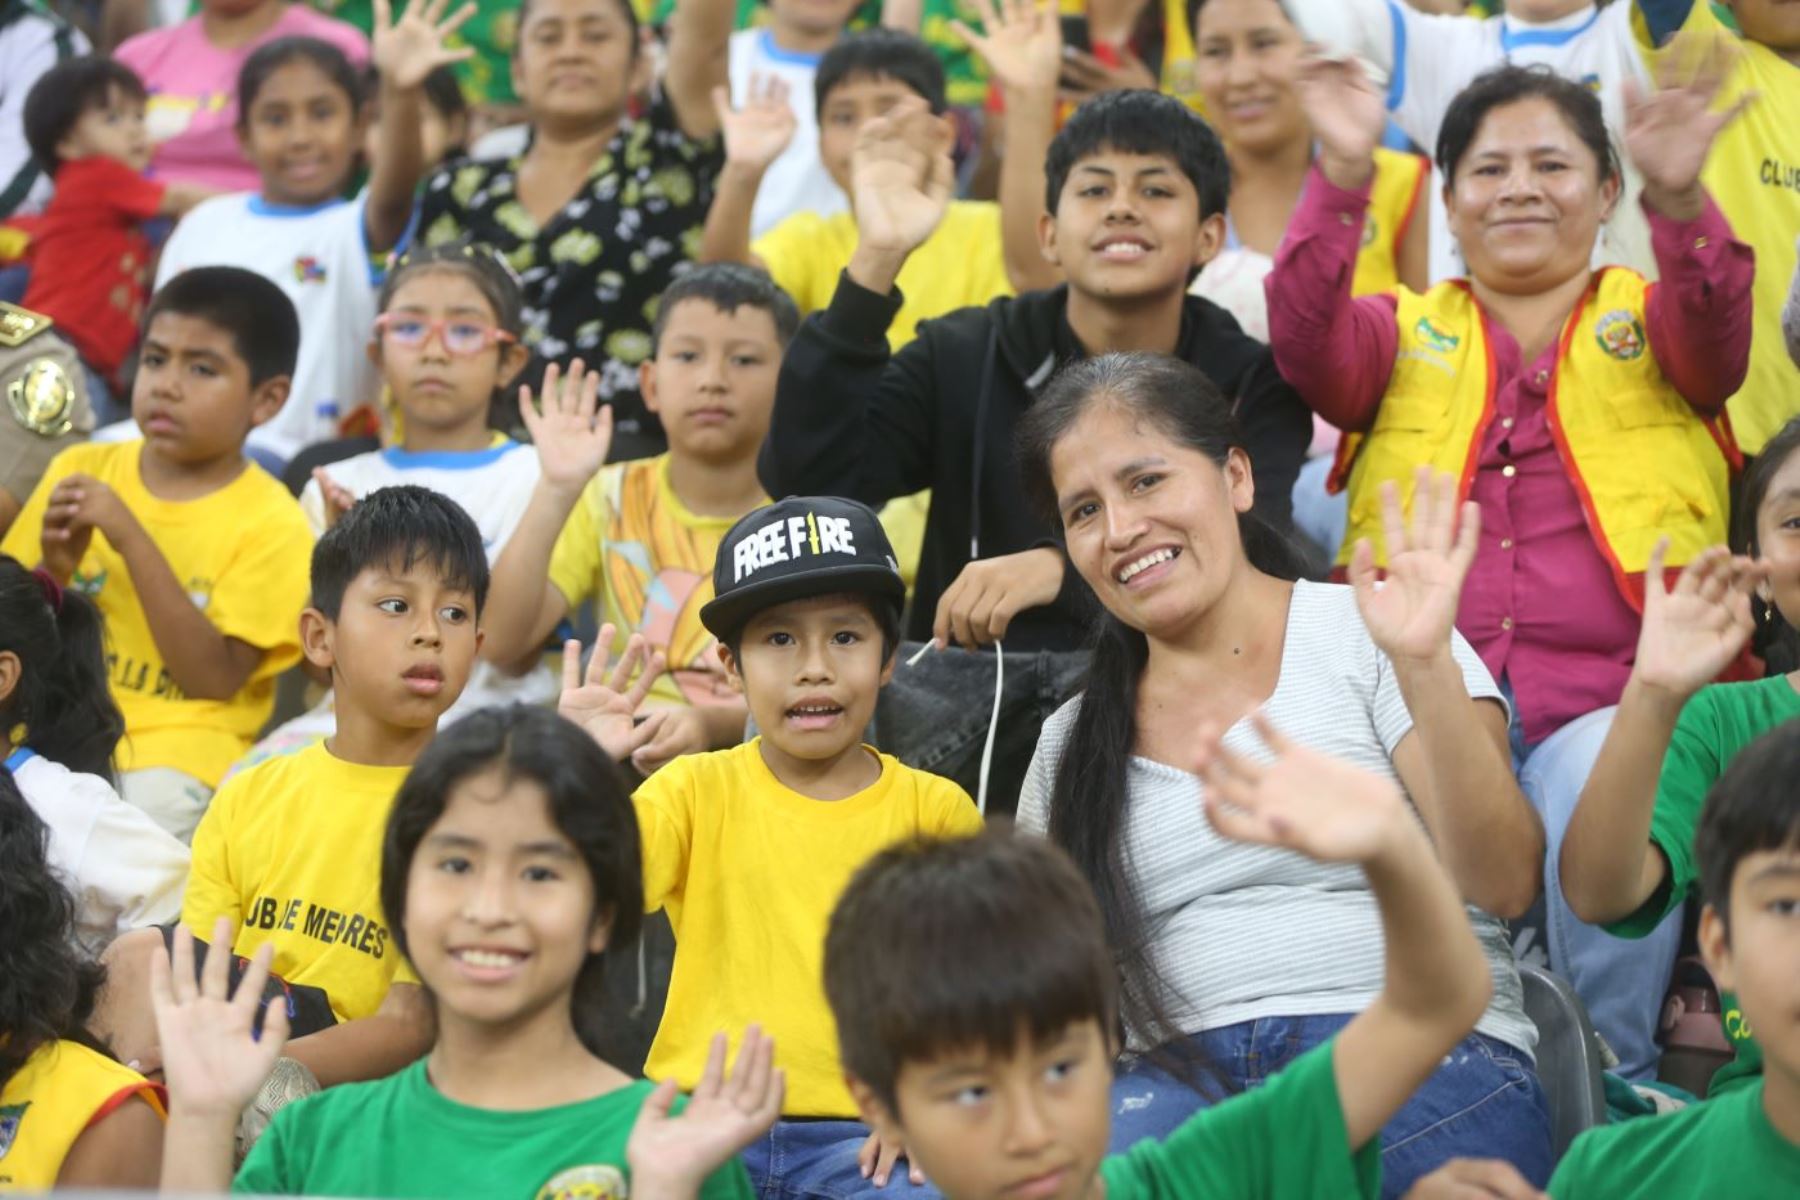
[1350,468,1479,665]
[371,0,477,92]
[851,95,957,259]
[151,918,290,1120]
[1295,51,1386,189]
[712,75,798,173]
[520,359,613,499]
[312,468,357,530]
[627,1028,785,1194]
[558,629,669,762]
[1632,541,1760,701]
[1625,32,1750,218]
[953,0,1063,95]
[1197,712,1410,866]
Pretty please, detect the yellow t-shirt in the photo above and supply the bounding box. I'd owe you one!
[0,1040,163,1190]
[181,743,418,1024]
[1650,4,1800,451]
[753,200,1014,350]
[0,441,313,787]
[548,454,767,710]
[636,740,981,1117]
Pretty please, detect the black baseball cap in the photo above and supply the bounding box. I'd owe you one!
[700,496,905,641]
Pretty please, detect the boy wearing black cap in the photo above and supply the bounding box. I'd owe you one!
[560,494,981,1200]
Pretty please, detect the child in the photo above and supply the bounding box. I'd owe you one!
[12,56,215,416]
[822,716,1499,1200]
[1548,721,1800,1194]
[239,241,555,770]
[1557,419,1800,1099]
[559,494,983,1198]
[90,485,488,1117]
[483,264,796,775]
[0,771,163,1191]
[719,0,860,238]
[113,0,369,193]
[703,27,1015,349]
[0,266,315,842]
[362,61,471,175]
[154,3,474,466]
[1,554,189,954]
[152,704,777,1198]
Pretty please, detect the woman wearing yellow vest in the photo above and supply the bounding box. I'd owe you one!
[1267,49,1754,1084]
[0,773,163,1190]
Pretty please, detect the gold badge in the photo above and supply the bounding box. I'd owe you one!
[0,301,53,349]
[8,359,76,437]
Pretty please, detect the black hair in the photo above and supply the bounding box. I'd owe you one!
[309,485,490,620]
[814,28,948,120]
[1015,352,1304,1077]
[1044,89,1231,218]
[721,590,903,667]
[1734,417,1800,674]
[1435,64,1620,185]
[516,0,642,61]
[0,771,110,1089]
[21,55,148,172]
[380,705,642,1056]
[1696,719,1800,937]
[379,241,527,340]
[362,63,471,157]
[0,557,124,782]
[236,35,363,130]
[143,266,301,388]
[651,263,801,352]
[825,827,1120,1115]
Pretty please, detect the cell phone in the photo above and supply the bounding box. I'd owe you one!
[1059,15,1093,54]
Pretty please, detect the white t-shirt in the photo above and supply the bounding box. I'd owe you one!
[1017,581,1536,1056]
[8,748,189,954]
[0,5,88,218]
[1288,0,1654,282]
[155,191,385,462]
[295,438,556,716]
[729,28,847,239]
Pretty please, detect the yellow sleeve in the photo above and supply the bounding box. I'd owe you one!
[935,783,984,837]
[0,445,81,564]
[969,205,1015,303]
[633,762,696,914]
[752,213,829,315]
[206,496,313,677]
[180,783,243,934]
[547,479,604,612]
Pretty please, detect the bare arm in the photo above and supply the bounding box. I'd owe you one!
[698,78,794,267]
[664,0,736,140]
[881,0,924,32]
[366,0,478,253]
[158,183,223,217]
[56,1094,163,1190]
[284,982,435,1088]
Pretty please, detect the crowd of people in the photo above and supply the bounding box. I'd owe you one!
[0,0,1797,1196]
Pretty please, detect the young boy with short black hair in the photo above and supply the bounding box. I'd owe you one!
[92,485,487,1136]
[484,263,799,776]
[560,495,982,1199]
[1,266,313,842]
[824,719,1498,1200]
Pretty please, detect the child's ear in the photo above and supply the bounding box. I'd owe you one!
[715,641,746,694]
[587,905,614,955]
[497,341,531,392]
[367,338,384,371]
[0,649,20,709]
[1698,902,1737,994]
[248,376,293,429]
[1190,210,1227,268]
[299,607,336,671]
[639,358,661,415]
[879,643,898,688]
[846,1076,905,1144]
[1037,210,1061,268]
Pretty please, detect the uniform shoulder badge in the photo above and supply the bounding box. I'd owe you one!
[7,358,76,437]
[0,301,53,349]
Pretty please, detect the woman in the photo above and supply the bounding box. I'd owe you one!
[1014,353,1548,1196]
[417,0,732,461]
[1188,0,1429,559]
[1265,51,1752,1083]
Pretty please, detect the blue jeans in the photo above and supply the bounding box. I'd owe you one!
[740,1119,941,1200]
[1109,1016,1552,1199]
[1510,702,1682,1081]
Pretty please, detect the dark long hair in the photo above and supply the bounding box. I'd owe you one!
[0,771,109,1088]
[0,556,124,781]
[1734,418,1800,674]
[1016,353,1306,1071]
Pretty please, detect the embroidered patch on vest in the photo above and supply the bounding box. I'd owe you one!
[1595,309,1646,361]
[0,1101,27,1160]
[1413,316,1460,354]
[535,1163,628,1199]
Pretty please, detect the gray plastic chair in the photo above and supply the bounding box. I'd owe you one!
[1518,962,1608,1161]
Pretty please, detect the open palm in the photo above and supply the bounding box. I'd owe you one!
[1350,468,1478,664]
[628,1028,784,1192]
[1633,541,1760,699]
[371,0,476,91]
[953,0,1063,94]
[558,629,668,761]
[1295,52,1386,171]
[521,359,613,496]
[852,96,956,257]
[151,918,289,1120]
[1624,33,1749,199]
[714,75,798,171]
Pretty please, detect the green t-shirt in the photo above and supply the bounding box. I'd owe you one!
[233,1060,755,1199]
[304,0,522,104]
[1605,675,1800,1094]
[1549,1076,1800,1196]
[1099,1039,1382,1200]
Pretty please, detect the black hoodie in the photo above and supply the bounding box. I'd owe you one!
[758,271,1313,652]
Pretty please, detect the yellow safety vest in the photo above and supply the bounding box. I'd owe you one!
[0,1040,164,1189]
[1355,148,1429,297]
[1331,269,1739,608]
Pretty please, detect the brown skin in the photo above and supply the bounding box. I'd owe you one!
[54,1093,164,1189]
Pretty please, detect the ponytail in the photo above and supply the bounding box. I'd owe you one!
[0,557,124,781]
